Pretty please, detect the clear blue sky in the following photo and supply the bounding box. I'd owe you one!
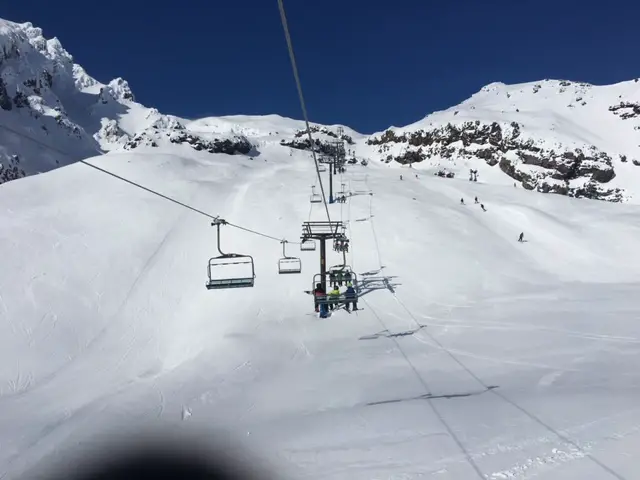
[4,0,638,133]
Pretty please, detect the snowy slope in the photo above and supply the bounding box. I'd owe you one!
[1,143,640,479]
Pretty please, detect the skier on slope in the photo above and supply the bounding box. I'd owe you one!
[518,232,524,242]
[481,204,486,211]
[400,175,403,180]
[475,196,479,204]
[460,198,465,205]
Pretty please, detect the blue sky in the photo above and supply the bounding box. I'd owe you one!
[4,0,638,133]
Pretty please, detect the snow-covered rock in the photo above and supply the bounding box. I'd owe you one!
[365,79,640,201]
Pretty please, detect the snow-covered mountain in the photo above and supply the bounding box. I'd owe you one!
[2,17,640,203]
[3,17,640,480]
[363,79,640,202]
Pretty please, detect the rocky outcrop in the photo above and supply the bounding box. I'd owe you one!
[168,131,252,155]
[123,118,252,155]
[609,101,640,120]
[279,137,341,155]
[367,121,623,202]
[294,125,354,145]
[0,77,11,110]
[0,155,26,184]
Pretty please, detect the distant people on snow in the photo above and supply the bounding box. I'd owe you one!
[460,198,464,205]
[518,232,524,242]
[480,204,486,211]
[475,196,479,204]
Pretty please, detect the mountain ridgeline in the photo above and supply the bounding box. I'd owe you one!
[1,18,639,202]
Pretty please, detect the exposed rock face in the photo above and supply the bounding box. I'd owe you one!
[123,118,253,155]
[294,125,354,145]
[368,121,623,201]
[0,155,26,182]
[609,102,640,120]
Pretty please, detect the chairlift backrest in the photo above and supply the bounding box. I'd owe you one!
[207,253,255,289]
[300,239,316,251]
[278,257,302,274]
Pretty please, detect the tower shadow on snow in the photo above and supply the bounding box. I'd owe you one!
[359,324,427,341]
[356,275,400,299]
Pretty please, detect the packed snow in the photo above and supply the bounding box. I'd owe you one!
[1,139,640,479]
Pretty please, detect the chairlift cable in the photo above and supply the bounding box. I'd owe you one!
[80,159,300,244]
[277,0,332,223]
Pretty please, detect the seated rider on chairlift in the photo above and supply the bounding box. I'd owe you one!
[329,285,341,310]
[314,283,326,313]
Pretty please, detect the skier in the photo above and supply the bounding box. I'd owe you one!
[345,282,358,312]
[415,174,419,179]
[480,204,486,211]
[460,198,465,205]
[313,283,326,314]
[400,175,403,180]
[518,232,524,242]
[329,285,341,311]
[475,196,479,204]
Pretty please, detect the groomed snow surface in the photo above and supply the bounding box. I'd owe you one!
[1,145,640,479]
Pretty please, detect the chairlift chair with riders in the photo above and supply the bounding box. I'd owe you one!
[278,240,302,274]
[206,219,255,290]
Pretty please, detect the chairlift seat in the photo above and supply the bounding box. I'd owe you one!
[310,194,322,203]
[206,277,255,289]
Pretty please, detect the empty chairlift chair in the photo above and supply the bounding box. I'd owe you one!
[300,239,316,251]
[310,186,322,204]
[278,240,302,274]
[206,219,256,290]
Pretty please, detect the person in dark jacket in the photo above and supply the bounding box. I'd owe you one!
[345,282,358,312]
[518,232,524,242]
[314,283,325,313]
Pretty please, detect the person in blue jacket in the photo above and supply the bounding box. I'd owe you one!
[345,282,358,312]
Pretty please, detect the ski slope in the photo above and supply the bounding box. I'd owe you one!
[1,145,640,479]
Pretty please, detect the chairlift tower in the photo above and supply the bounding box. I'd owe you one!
[301,221,347,292]
[327,127,346,203]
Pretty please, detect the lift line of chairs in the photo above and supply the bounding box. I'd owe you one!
[206,220,308,290]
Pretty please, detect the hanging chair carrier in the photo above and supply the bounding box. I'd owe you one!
[278,240,302,274]
[310,185,322,204]
[206,219,255,290]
